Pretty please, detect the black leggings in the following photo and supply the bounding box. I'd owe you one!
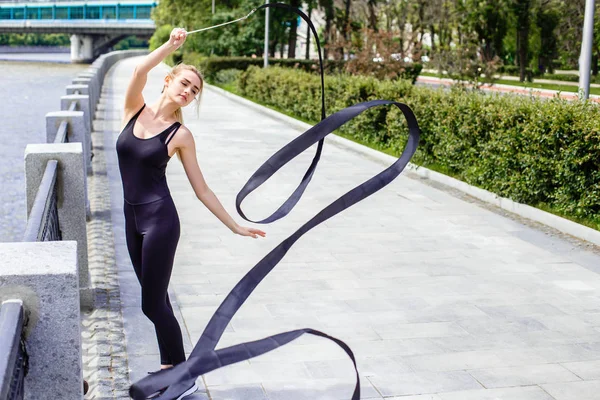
[124,195,185,366]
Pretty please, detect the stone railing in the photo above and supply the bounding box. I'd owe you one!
[0,49,147,400]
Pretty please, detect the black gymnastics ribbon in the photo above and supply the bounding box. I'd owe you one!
[129,4,421,400]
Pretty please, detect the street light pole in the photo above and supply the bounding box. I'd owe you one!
[264,0,269,68]
[579,0,596,100]
[212,0,215,14]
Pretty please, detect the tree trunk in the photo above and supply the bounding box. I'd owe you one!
[344,0,351,39]
[305,5,312,59]
[515,0,532,82]
[320,0,334,59]
[341,0,352,59]
[270,38,277,58]
[368,0,378,31]
[287,0,300,58]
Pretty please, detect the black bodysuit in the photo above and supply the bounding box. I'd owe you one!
[116,104,186,366]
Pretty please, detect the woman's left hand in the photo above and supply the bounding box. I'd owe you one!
[234,225,266,239]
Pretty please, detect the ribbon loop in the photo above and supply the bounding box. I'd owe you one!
[129,3,421,399]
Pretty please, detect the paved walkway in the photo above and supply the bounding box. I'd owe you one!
[91,56,600,400]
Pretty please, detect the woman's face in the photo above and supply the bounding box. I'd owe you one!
[166,70,202,107]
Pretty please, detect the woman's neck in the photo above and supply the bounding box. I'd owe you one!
[149,97,179,122]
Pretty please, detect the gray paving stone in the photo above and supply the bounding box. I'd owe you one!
[468,364,581,388]
[541,380,600,400]
[437,386,556,399]
[367,371,483,397]
[208,384,269,400]
[262,377,381,400]
[402,350,506,372]
[561,360,600,380]
[373,321,469,340]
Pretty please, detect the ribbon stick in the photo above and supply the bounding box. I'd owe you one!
[130,3,421,399]
[186,9,257,35]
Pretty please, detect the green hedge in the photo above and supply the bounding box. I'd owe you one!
[541,73,600,85]
[237,66,600,227]
[182,53,422,84]
[541,73,580,83]
[497,65,541,81]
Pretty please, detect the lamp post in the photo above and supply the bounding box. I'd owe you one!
[212,0,215,14]
[579,0,596,100]
[264,0,269,68]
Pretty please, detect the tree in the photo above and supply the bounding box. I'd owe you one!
[511,0,533,81]
[536,0,560,74]
[459,0,510,63]
[318,0,335,59]
[367,0,379,31]
[555,0,585,69]
[287,0,301,58]
[305,0,317,59]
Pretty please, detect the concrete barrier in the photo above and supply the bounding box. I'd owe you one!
[24,143,91,309]
[61,94,92,138]
[72,77,98,109]
[46,111,91,174]
[0,241,82,400]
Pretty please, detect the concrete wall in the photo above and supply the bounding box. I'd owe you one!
[0,241,82,400]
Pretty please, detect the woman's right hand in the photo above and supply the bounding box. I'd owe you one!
[168,28,187,49]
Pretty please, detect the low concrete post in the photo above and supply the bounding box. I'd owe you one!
[76,73,100,112]
[24,143,92,308]
[65,84,92,129]
[46,111,91,177]
[66,84,89,97]
[0,241,82,400]
[60,95,92,142]
[72,78,97,111]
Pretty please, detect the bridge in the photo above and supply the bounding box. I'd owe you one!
[0,1,157,63]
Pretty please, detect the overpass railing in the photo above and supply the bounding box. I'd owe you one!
[0,2,157,20]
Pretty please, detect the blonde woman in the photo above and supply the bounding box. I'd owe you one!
[116,28,265,398]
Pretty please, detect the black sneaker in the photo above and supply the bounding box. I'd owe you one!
[145,379,198,399]
[174,380,198,399]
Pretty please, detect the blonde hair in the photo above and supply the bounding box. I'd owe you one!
[164,63,204,161]
[164,63,204,124]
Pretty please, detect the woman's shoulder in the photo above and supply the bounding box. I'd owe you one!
[176,123,193,136]
[172,124,195,145]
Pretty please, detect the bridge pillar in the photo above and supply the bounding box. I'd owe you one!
[70,34,94,63]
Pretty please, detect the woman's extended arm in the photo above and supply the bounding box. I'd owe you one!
[123,28,187,119]
[135,28,185,75]
[175,127,266,239]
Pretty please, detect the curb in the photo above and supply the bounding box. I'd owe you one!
[205,83,600,247]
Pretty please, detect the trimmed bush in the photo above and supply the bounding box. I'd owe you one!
[214,69,242,85]
[237,66,600,225]
[541,73,580,83]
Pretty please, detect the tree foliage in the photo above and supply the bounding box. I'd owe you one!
[5,0,593,80]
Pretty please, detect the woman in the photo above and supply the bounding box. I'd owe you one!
[116,28,266,398]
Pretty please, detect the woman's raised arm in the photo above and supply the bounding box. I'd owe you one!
[123,28,187,120]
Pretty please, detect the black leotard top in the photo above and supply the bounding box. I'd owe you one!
[116,104,182,205]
